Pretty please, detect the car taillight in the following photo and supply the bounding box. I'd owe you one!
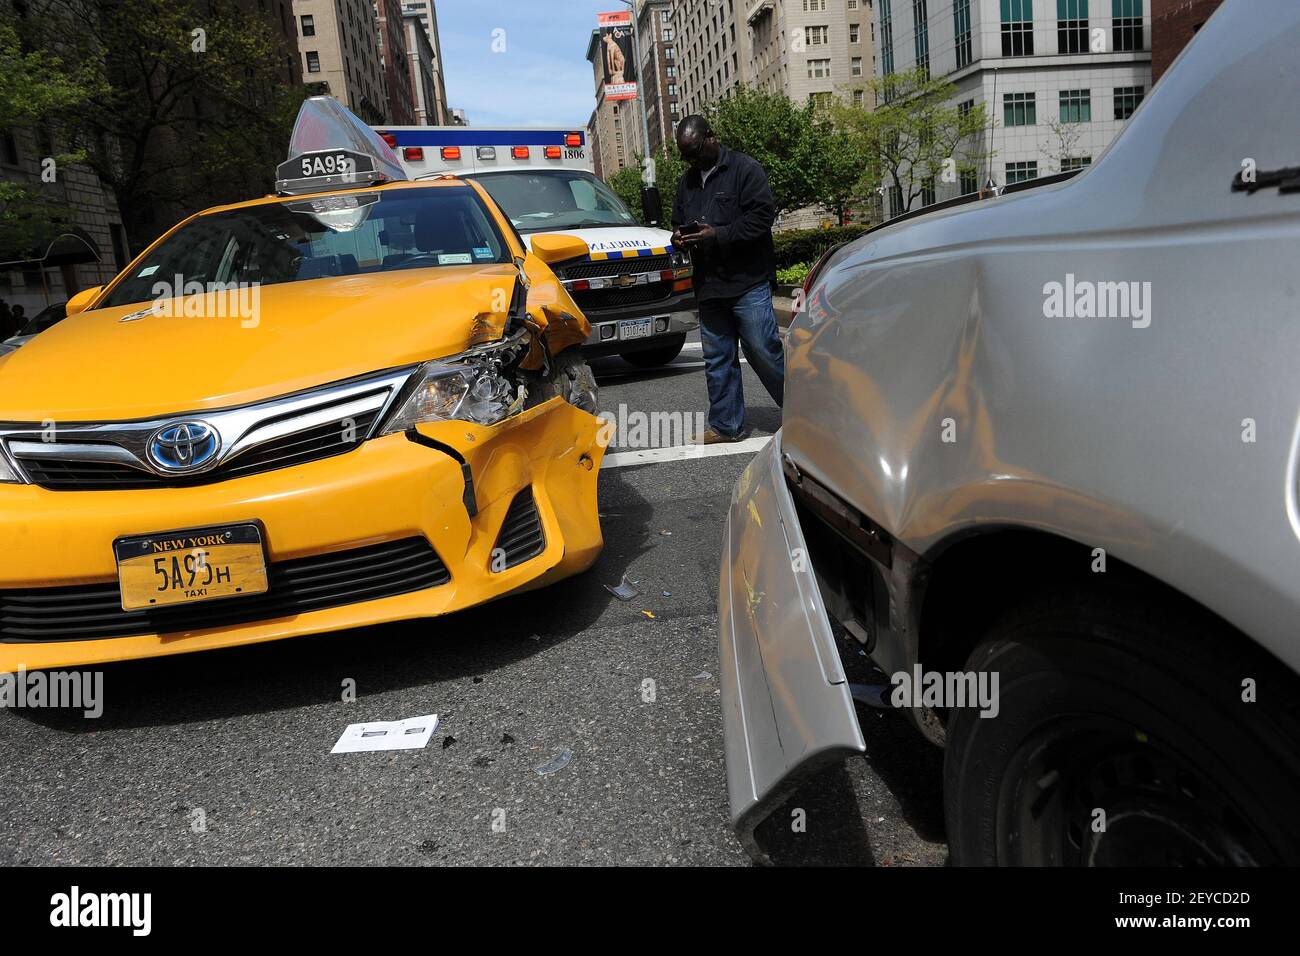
[565,133,583,147]
[512,146,529,159]
[403,147,424,161]
[545,146,562,159]
[804,242,846,301]
[441,146,461,161]
[570,279,590,292]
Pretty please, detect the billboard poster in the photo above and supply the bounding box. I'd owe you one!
[597,10,638,101]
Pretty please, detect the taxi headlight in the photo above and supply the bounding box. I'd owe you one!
[0,451,20,484]
[381,354,520,434]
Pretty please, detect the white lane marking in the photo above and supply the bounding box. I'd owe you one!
[596,355,747,379]
[602,435,772,469]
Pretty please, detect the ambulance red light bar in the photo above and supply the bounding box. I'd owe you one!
[545,146,562,159]
[511,146,530,159]
[565,133,583,147]
[403,147,424,161]
[441,146,461,161]
[379,132,397,149]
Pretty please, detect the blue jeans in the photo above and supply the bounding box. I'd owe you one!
[697,282,785,436]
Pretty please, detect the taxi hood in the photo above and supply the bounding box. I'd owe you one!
[0,264,520,422]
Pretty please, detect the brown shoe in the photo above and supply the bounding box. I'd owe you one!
[695,427,748,445]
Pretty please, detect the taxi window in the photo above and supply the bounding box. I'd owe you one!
[101,187,510,308]
[469,170,637,234]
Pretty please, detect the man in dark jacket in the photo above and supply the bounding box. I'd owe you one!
[671,115,784,443]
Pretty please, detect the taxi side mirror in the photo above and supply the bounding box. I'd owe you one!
[65,286,104,316]
[530,234,589,266]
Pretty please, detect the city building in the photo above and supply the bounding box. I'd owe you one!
[449,108,469,126]
[292,0,389,124]
[636,0,680,159]
[871,0,1152,214]
[376,0,415,125]
[404,12,449,125]
[671,0,744,116]
[586,28,633,175]
[745,0,878,110]
[588,109,604,178]
[1151,0,1223,83]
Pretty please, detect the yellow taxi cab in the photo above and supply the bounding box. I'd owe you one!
[0,97,607,671]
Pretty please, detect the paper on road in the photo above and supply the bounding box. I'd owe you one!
[331,714,440,753]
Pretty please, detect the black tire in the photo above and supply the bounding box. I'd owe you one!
[944,586,1300,865]
[621,335,686,368]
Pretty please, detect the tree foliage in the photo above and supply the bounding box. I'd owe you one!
[607,144,686,226]
[29,0,306,250]
[832,67,990,215]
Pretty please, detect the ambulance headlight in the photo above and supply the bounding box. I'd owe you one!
[670,248,693,276]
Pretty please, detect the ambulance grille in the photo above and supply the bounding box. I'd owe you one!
[0,537,450,642]
[574,285,671,311]
[561,254,672,280]
[491,487,545,570]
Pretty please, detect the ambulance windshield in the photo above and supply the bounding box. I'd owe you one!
[468,169,636,233]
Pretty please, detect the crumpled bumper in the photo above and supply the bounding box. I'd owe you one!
[718,431,866,838]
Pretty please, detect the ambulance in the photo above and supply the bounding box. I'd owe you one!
[375,126,697,367]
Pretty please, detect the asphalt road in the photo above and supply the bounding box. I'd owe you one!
[0,334,948,866]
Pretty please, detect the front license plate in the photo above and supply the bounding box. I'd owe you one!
[619,317,653,340]
[114,523,269,611]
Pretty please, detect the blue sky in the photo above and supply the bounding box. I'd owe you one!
[437,0,627,127]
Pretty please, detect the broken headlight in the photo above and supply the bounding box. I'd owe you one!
[380,333,528,433]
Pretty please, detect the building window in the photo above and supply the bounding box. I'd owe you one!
[805,25,829,45]
[958,98,975,120]
[1001,0,1034,57]
[1112,0,1144,52]
[664,46,675,59]
[853,89,865,105]
[1059,88,1091,122]
[810,91,833,110]
[1006,161,1038,183]
[305,51,321,73]
[849,22,860,43]
[954,0,972,69]
[807,58,831,78]
[912,0,929,78]
[300,14,315,37]
[803,0,827,10]
[849,0,859,8]
[851,57,862,76]
[663,27,674,41]
[880,0,894,76]
[1056,0,1088,53]
[1003,91,1036,126]
[1114,85,1144,119]
[921,176,936,206]
[960,169,977,194]
[888,185,903,217]
[667,84,677,95]
[1062,156,1092,170]
[666,65,677,77]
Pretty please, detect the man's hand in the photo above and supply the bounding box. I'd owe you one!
[681,222,717,247]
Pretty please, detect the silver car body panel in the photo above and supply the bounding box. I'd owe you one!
[720,0,1300,828]
[719,433,865,834]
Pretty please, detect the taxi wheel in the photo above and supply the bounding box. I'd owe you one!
[943,586,1300,866]
[621,335,685,368]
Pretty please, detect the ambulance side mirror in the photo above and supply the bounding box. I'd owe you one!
[530,234,590,266]
[640,185,663,227]
[65,286,103,316]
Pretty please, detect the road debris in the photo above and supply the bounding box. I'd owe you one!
[331,714,439,753]
[534,748,574,776]
[604,573,641,601]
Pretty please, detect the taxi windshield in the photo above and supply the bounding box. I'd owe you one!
[101,186,510,309]
[468,170,636,234]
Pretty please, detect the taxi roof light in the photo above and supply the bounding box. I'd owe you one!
[275,97,406,196]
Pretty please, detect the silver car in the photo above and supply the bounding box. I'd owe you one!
[719,0,1300,865]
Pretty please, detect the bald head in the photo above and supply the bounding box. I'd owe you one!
[676,114,720,172]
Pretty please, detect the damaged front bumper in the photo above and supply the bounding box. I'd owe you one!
[718,430,866,843]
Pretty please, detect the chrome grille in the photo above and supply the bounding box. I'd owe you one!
[1,368,413,491]
[561,254,672,280]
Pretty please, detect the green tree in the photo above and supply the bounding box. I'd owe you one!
[607,144,685,226]
[36,0,306,250]
[705,85,822,215]
[834,67,990,216]
[806,106,878,226]
[0,13,100,256]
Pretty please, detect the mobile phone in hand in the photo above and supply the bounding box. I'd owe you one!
[679,221,705,236]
